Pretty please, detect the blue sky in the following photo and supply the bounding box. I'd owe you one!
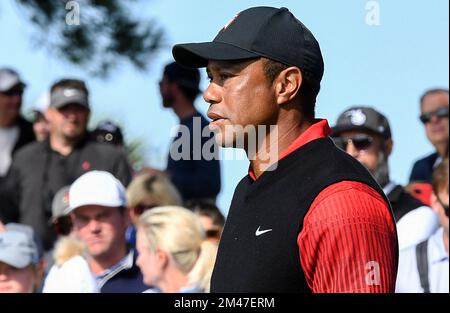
[1,0,448,215]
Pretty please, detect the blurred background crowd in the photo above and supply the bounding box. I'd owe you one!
[0,0,448,293]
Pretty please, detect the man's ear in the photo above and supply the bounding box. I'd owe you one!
[430,192,440,214]
[44,107,54,123]
[122,207,132,228]
[274,67,302,106]
[384,138,393,157]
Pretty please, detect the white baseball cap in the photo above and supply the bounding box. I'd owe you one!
[0,68,26,92]
[67,171,127,213]
[33,91,50,114]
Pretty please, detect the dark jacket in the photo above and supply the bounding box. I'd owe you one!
[1,135,132,250]
[13,116,35,153]
[387,184,428,222]
[99,250,151,293]
[409,152,440,183]
[167,111,221,202]
[0,116,35,223]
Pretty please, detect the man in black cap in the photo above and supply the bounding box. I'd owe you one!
[3,78,132,251]
[332,106,439,250]
[92,120,125,148]
[173,6,398,293]
[148,61,221,203]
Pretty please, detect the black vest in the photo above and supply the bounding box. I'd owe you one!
[387,185,427,222]
[211,137,395,293]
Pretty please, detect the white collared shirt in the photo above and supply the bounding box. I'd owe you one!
[0,126,19,176]
[383,181,440,250]
[96,250,134,288]
[396,227,449,293]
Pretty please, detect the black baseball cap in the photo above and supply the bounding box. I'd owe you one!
[50,88,89,109]
[92,120,124,146]
[172,6,324,82]
[332,106,392,139]
[163,62,201,95]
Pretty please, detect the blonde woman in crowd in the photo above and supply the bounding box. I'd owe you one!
[126,174,182,247]
[136,206,218,293]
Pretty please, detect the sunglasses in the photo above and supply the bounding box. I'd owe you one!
[205,228,221,239]
[0,88,24,97]
[133,204,158,216]
[333,134,374,151]
[419,107,449,124]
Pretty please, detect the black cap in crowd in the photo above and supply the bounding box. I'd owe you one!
[172,6,324,82]
[163,62,201,95]
[50,88,89,109]
[332,106,392,139]
[92,120,124,146]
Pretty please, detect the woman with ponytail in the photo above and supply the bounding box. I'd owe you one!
[136,206,218,293]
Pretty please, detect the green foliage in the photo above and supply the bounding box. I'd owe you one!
[14,0,165,77]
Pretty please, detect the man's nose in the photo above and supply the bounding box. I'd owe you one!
[203,83,221,105]
[0,268,8,281]
[11,94,22,104]
[429,114,442,124]
[64,110,79,120]
[346,141,360,158]
[87,219,101,232]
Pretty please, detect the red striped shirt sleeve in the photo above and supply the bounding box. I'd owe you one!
[298,181,398,293]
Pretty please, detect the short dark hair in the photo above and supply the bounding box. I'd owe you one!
[432,157,449,195]
[420,88,449,108]
[262,58,320,120]
[163,62,200,102]
[184,200,225,228]
[50,79,89,96]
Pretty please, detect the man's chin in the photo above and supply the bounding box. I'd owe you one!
[214,132,234,148]
[88,246,108,259]
[63,130,85,141]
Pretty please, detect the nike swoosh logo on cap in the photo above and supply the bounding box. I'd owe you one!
[255,226,272,236]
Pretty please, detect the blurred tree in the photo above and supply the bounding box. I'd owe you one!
[11,0,165,77]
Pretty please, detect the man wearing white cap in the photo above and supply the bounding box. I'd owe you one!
[67,171,150,293]
[0,68,35,225]
[0,68,35,178]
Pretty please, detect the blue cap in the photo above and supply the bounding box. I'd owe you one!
[0,230,39,268]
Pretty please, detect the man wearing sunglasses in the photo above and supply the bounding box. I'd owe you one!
[332,106,439,250]
[0,68,35,226]
[0,68,35,179]
[409,89,449,183]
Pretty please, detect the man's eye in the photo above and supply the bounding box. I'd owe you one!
[219,73,233,81]
[208,73,233,84]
